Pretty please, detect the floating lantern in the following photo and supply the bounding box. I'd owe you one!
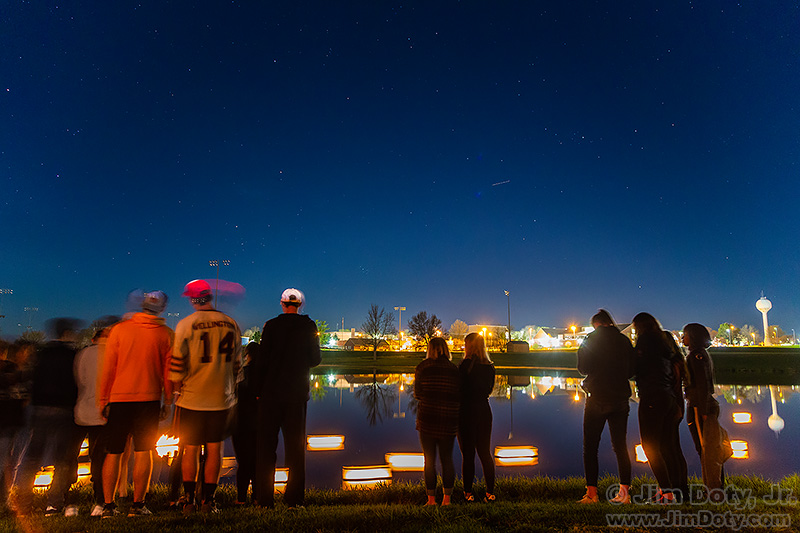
[79,438,89,457]
[342,465,392,489]
[156,434,180,458]
[730,440,749,459]
[307,435,345,451]
[732,412,752,424]
[274,467,289,493]
[33,466,54,491]
[385,453,424,471]
[494,446,538,467]
[635,444,648,463]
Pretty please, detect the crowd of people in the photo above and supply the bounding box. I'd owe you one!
[0,296,731,517]
[577,309,730,505]
[0,282,320,518]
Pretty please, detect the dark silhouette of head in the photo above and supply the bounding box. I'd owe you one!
[683,323,712,349]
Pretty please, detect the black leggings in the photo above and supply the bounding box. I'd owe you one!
[419,433,455,495]
[458,402,495,494]
[582,397,631,487]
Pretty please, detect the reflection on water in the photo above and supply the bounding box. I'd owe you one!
[293,372,800,489]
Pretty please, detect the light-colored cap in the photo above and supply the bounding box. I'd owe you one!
[280,288,305,306]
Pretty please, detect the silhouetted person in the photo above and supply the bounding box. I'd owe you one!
[16,318,83,516]
[633,312,686,503]
[232,341,260,504]
[253,288,321,508]
[170,279,242,514]
[99,291,172,517]
[415,337,460,506]
[457,332,496,503]
[682,323,727,494]
[73,316,119,516]
[576,309,635,504]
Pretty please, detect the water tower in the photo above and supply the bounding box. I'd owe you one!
[756,296,772,346]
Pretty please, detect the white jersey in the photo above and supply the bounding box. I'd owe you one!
[169,309,242,411]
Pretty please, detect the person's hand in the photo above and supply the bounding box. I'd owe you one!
[160,403,171,421]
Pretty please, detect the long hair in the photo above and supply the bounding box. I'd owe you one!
[683,323,712,349]
[464,332,492,364]
[426,337,451,360]
[632,312,661,335]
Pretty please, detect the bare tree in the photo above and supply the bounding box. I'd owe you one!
[407,311,442,348]
[361,305,396,361]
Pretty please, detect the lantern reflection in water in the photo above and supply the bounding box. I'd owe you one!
[493,446,538,467]
[730,440,749,459]
[342,465,392,489]
[307,435,345,451]
[385,452,424,471]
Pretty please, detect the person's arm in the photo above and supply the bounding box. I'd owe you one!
[98,330,119,409]
[308,318,322,368]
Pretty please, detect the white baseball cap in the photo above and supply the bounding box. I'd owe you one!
[280,288,305,306]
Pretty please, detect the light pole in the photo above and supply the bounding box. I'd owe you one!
[209,259,230,307]
[394,307,405,343]
[167,312,181,329]
[756,296,772,346]
[504,290,511,349]
[0,289,12,328]
[24,306,39,331]
[728,327,734,346]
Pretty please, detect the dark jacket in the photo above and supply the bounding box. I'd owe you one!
[634,331,681,404]
[0,359,26,428]
[254,313,321,404]
[577,325,635,403]
[415,357,460,438]
[30,341,78,408]
[684,347,715,416]
[458,358,495,414]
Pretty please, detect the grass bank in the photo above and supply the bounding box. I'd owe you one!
[5,474,800,532]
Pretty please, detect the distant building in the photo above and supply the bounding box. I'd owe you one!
[344,338,390,351]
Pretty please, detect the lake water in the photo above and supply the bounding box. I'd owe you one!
[249,373,800,489]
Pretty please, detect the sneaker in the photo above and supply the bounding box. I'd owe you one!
[101,505,120,519]
[45,506,60,516]
[483,493,496,503]
[464,492,475,502]
[610,492,631,505]
[90,504,104,517]
[169,493,192,511]
[578,493,599,504]
[127,505,153,517]
[64,505,79,517]
[200,501,219,514]
[182,502,197,516]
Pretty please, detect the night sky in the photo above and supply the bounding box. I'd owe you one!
[2,2,798,336]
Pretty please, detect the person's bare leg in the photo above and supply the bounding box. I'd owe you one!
[204,442,223,484]
[132,451,153,503]
[102,454,122,504]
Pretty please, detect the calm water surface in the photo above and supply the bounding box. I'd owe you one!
[287,373,799,489]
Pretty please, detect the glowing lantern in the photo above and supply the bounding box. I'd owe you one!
[307,435,345,451]
[342,465,392,489]
[635,444,648,463]
[156,434,180,458]
[385,453,424,471]
[494,446,538,467]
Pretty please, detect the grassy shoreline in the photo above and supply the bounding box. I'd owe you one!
[5,474,800,532]
[318,347,800,385]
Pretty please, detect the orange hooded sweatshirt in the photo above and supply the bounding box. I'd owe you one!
[98,312,173,405]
